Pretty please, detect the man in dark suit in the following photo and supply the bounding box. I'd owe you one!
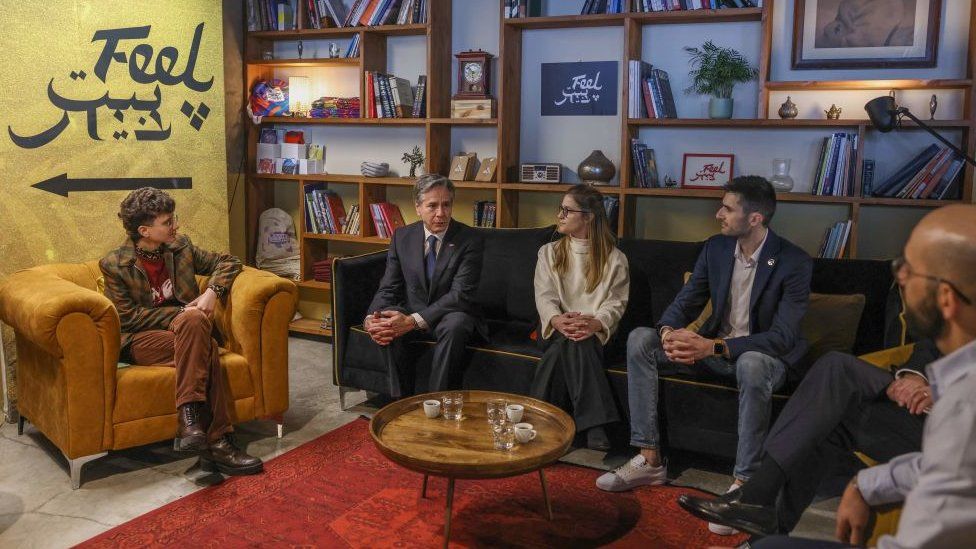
[598,176,812,535]
[364,174,485,397]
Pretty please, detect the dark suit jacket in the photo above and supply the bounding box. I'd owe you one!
[367,219,486,338]
[656,229,813,367]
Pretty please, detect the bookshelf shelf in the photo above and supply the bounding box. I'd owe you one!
[764,79,973,91]
[630,7,762,24]
[259,117,426,126]
[304,233,391,245]
[503,13,626,29]
[298,280,332,290]
[249,23,428,40]
[500,183,622,194]
[859,197,967,208]
[289,317,332,337]
[628,119,972,129]
[247,58,360,67]
[623,188,857,205]
[427,118,498,125]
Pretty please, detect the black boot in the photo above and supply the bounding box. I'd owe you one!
[174,402,207,452]
[200,435,264,476]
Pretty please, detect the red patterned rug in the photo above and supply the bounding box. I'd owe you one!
[79,418,748,548]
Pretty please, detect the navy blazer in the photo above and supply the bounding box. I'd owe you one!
[656,230,813,366]
[367,219,487,338]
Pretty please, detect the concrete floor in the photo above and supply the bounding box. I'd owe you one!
[0,337,836,547]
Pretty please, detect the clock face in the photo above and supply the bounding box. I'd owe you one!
[463,63,482,83]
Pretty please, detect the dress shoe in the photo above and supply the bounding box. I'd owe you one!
[709,484,741,535]
[678,489,777,537]
[200,435,264,476]
[174,402,207,452]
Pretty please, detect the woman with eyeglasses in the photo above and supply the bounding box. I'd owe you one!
[532,184,630,450]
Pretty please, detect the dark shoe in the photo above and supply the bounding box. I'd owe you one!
[677,489,778,537]
[586,426,611,451]
[174,402,207,453]
[199,435,264,476]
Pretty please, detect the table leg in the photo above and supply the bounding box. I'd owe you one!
[443,477,455,549]
[538,469,553,520]
[422,474,428,498]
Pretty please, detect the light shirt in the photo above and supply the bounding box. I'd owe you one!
[718,229,768,339]
[410,222,449,330]
[857,338,976,548]
[534,237,630,345]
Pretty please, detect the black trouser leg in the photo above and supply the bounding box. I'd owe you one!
[428,312,476,392]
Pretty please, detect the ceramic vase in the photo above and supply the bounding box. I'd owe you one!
[709,97,733,119]
[578,150,615,185]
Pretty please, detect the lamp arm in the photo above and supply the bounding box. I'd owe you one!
[898,108,976,168]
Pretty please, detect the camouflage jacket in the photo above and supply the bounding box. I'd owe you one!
[99,235,242,350]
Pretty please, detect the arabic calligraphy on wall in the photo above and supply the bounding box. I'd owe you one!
[541,61,618,116]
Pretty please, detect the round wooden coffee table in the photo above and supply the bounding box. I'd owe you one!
[370,390,575,548]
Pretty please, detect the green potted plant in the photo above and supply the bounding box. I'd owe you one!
[683,41,758,119]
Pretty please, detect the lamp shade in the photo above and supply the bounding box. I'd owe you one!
[289,76,311,116]
[865,96,897,132]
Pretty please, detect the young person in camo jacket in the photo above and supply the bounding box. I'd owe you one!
[99,187,262,476]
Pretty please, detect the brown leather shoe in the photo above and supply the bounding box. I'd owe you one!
[174,402,207,452]
[199,435,264,475]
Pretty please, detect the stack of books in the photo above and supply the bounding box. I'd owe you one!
[370,202,407,238]
[312,256,336,283]
[310,97,360,118]
[627,61,676,119]
[811,133,858,197]
[247,0,296,31]
[343,0,427,26]
[634,0,761,10]
[630,138,660,188]
[304,185,348,234]
[818,220,852,259]
[304,1,347,29]
[474,201,496,228]
[866,144,963,200]
[581,0,626,14]
[342,204,361,235]
[365,72,424,118]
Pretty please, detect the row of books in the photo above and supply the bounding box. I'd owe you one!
[303,0,347,29]
[247,0,295,31]
[345,34,361,57]
[365,72,426,118]
[581,0,626,14]
[305,187,348,234]
[473,201,497,228]
[629,139,661,188]
[343,0,428,27]
[370,202,407,238]
[866,144,963,200]
[818,220,852,259]
[503,0,540,18]
[634,0,761,10]
[311,257,334,283]
[811,132,858,197]
[627,61,676,119]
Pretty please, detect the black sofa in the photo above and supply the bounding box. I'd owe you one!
[332,226,901,459]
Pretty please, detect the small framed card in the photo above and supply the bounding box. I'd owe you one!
[681,153,734,189]
[475,157,498,182]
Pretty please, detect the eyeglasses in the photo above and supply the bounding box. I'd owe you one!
[145,214,179,229]
[557,206,589,217]
[891,256,972,305]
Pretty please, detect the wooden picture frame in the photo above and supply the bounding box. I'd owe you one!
[681,154,734,190]
[792,0,941,69]
[475,157,498,182]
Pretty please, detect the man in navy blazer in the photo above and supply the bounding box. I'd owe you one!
[598,177,812,530]
[364,174,486,397]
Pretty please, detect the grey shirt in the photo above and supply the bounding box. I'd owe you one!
[856,338,976,548]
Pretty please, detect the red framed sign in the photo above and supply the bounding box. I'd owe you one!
[681,153,734,189]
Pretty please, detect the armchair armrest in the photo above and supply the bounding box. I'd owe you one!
[219,267,297,418]
[331,251,387,385]
[0,267,121,457]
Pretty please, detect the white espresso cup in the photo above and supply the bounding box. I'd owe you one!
[515,422,537,443]
[423,399,441,418]
[506,404,524,423]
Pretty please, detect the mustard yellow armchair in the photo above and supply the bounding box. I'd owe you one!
[857,343,915,546]
[0,261,297,488]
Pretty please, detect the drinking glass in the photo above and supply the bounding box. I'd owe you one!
[492,422,516,450]
[486,398,507,427]
[442,392,463,421]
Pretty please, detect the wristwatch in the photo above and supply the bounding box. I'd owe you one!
[713,339,726,356]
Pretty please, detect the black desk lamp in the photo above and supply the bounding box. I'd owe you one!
[864,95,976,167]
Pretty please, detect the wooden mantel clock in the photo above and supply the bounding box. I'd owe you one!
[454,50,492,99]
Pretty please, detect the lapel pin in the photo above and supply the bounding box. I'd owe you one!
[767,258,776,267]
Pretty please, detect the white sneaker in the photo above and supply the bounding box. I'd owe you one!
[595,454,667,492]
[708,483,741,536]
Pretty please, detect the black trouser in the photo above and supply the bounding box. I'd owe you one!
[764,352,925,532]
[530,333,620,433]
[379,311,477,397]
[754,536,852,548]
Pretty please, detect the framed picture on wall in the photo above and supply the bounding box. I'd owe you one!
[681,154,734,189]
[792,0,941,69]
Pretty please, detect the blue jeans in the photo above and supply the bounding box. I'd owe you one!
[626,327,786,481]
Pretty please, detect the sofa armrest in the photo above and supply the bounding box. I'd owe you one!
[858,344,915,371]
[0,268,121,457]
[220,267,297,417]
[332,251,388,386]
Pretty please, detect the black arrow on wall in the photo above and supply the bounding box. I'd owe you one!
[32,173,193,197]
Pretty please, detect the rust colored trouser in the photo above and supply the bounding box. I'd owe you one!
[128,308,233,442]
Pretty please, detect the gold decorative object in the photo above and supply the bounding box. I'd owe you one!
[824,104,842,120]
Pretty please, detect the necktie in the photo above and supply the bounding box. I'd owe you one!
[425,235,438,281]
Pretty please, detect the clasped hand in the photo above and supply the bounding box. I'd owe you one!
[886,373,932,415]
[662,329,714,364]
[551,312,602,342]
[183,288,218,317]
[365,311,416,346]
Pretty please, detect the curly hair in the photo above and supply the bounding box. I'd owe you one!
[118,187,176,241]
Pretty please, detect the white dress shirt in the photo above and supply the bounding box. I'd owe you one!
[856,338,976,548]
[718,229,768,340]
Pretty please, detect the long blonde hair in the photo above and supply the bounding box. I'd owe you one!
[552,184,617,293]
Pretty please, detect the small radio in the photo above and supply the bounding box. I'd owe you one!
[520,163,561,183]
